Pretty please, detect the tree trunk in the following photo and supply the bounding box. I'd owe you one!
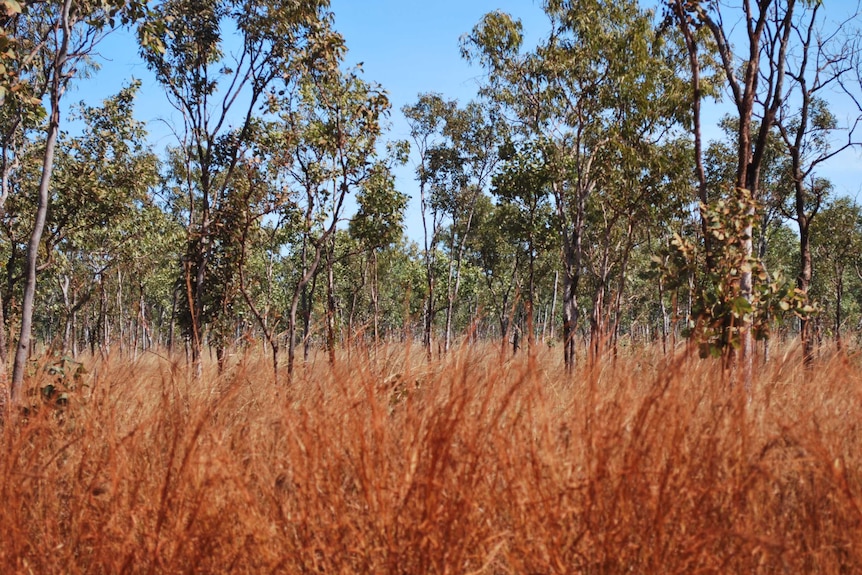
[423,273,434,361]
[562,268,578,373]
[835,266,844,352]
[590,280,606,364]
[167,285,178,354]
[0,295,7,408]
[371,250,380,349]
[549,271,558,341]
[325,239,337,366]
[10,28,67,400]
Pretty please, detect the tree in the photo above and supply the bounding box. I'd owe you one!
[272,66,391,376]
[349,144,409,347]
[418,99,503,353]
[464,0,688,370]
[811,198,862,351]
[403,93,455,359]
[140,0,335,375]
[48,82,160,356]
[6,0,156,404]
[775,1,862,365]
[492,139,557,353]
[671,0,803,385]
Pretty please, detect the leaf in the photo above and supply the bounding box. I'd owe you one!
[1,0,21,16]
[731,296,753,316]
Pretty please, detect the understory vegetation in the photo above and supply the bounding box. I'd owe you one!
[2,344,861,573]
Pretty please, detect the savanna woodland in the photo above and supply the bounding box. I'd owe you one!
[1,0,862,572]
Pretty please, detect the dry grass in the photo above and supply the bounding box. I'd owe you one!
[1,342,862,573]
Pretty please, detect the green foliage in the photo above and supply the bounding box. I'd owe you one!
[655,188,812,358]
[350,162,408,250]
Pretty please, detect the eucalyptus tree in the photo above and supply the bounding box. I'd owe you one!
[3,0,158,403]
[47,83,160,356]
[491,139,557,352]
[430,101,504,353]
[810,198,862,351]
[465,196,522,351]
[0,100,40,386]
[403,93,456,358]
[232,140,294,378]
[268,66,391,376]
[774,1,862,365]
[464,0,689,370]
[349,146,409,347]
[140,0,335,374]
[586,135,694,358]
[669,0,810,382]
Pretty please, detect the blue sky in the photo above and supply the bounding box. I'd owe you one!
[73,0,862,241]
[329,0,545,137]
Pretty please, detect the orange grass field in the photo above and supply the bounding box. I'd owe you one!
[1,343,862,573]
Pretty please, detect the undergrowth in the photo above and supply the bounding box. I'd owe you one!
[0,343,860,573]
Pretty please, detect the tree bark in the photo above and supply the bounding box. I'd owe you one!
[10,0,70,399]
[797,216,814,364]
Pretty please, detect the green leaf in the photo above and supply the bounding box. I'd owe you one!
[731,296,753,316]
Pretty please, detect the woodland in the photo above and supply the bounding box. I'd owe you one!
[0,0,860,398]
[5,1,862,573]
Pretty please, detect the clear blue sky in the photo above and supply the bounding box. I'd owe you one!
[329,0,545,138]
[73,0,861,240]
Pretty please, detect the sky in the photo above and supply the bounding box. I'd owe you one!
[328,0,545,138]
[72,0,862,241]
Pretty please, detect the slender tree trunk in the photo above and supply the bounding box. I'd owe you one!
[610,223,634,357]
[287,316,298,379]
[659,275,668,355]
[835,268,844,352]
[672,0,712,268]
[424,273,434,360]
[304,269,319,362]
[550,270,558,341]
[325,238,336,366]
[444,243,456,353]
[167,285,178,354]
[98,276,108,357]
[562,268,578,373]
[0,298,7,409]
[10,23,68,400]
[590,279,606,364]
[287,229,328,378]
[371,250,380,349]
[553,175,585,374]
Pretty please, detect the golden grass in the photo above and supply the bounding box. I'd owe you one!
[1,342,861,573]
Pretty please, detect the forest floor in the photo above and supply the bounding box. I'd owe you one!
[0,342,860,573]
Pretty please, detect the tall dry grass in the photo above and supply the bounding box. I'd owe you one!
[1,342,861,573]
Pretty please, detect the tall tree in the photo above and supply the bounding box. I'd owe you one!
[671,0,801,384]
[423,100,502,353]
[464,0,688,370]
[273,66,391,376]
[775,1,862,365]
[492,139,556,353]
[349,144,409,347]
[48,82,160,356]
[810,198,862,351]
[6,0,155,403]
[140,0,335,374]
[403,93,456,359]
